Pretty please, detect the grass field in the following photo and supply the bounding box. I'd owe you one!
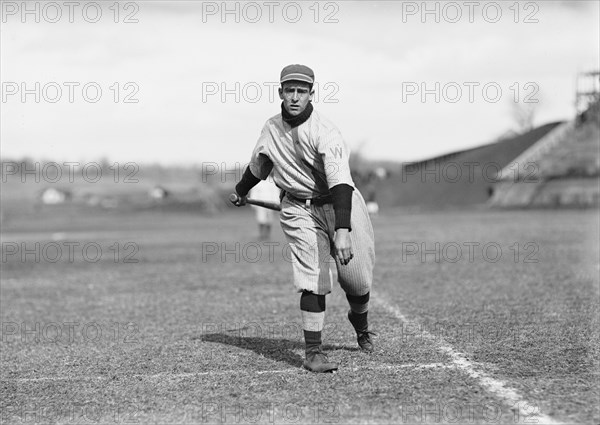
[1,206,599,424]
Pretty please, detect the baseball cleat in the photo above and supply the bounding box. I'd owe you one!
[303,350,338,373]
[356,330,376,352]
[348,310,376,352]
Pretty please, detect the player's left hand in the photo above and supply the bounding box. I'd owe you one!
[334,229,353,265]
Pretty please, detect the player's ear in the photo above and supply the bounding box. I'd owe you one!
[278,86,284,100]
[309,88,315,101]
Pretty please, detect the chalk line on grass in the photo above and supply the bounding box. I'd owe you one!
[375,296,560,425]
[4,362,453,383]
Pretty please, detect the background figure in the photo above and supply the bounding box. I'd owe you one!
[364,171,380,215]
[249,180,281,240]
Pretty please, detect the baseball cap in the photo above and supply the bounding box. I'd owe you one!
[280,64,315,84]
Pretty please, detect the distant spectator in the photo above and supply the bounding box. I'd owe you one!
[365,172,379,215]
[149,185,169,201]
[39,187,71,205]
[249,180,280,240]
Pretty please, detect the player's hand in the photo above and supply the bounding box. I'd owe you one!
[230,193,247,207]
[334,229,353,266]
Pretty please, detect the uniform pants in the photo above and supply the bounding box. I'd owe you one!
[279,189,375,296]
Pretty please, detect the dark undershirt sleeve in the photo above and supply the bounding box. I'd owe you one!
[235,166,261,197]
[330,183,354,231]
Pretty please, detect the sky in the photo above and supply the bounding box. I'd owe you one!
[1,0,599,165]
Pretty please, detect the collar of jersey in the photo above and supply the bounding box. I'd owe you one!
[281,102,313,128]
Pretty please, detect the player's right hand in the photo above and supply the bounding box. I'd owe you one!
[230,193,247,207]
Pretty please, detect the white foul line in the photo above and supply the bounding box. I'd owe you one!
[375,296,561,425]
[3,362,452,383]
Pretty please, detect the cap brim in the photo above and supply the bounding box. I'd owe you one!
[280,73,314,84]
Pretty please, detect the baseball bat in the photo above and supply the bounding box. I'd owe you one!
[229,193,281,211]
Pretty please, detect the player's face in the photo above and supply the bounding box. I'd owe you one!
[279,82,314,116]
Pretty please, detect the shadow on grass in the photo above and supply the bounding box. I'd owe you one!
[198,333,359,368]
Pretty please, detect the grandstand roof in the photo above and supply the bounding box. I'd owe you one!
[377,122,563,208]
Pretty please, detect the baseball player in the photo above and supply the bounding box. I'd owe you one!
[232,64,376,373]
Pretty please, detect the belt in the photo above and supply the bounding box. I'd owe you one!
[285,192,333,207]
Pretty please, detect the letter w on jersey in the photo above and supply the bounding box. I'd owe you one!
[329,145,344,159]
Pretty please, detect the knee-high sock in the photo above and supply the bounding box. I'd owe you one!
[300,291,326,353]
[346,292,369,331]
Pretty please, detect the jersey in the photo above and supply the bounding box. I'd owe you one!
[247,109,354,199]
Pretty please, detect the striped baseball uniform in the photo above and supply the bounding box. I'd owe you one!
[247,109,375,296]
